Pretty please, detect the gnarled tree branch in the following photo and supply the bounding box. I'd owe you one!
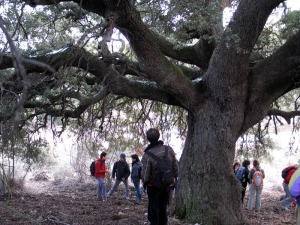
[267,108,300,124]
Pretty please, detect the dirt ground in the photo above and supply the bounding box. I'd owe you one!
[0,177,297,225]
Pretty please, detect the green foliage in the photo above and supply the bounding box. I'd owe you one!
[235,89,300,162]
[251,9,300,61]
[236,8,300,161]
[69,96,187,158]
[0,120,51,169]
[281,10,300,39]
[272,90,300,112]
[137,0,223,42]
[235,122,276,163]
[0,2,104,54]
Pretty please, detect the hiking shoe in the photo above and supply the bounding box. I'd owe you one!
[281,207,290,212]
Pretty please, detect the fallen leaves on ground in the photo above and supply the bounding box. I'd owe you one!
[0,179,296,225]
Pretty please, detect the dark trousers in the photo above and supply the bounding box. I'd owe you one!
[241,182,247,203]
[147,186,169,225]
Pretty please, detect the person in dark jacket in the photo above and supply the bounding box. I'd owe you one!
[141,128,178,225]
[240,159,251,204]
[131,154,143,202]
[107,153,131,198]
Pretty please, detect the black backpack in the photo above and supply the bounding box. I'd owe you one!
[146,146,175,189]
[90,160,101,176]
[90,161,96,176]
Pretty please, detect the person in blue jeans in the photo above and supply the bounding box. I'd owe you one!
[131,154,142,202]
[94,152,110,201]
[247,159,265,211]
[107,153,131,198]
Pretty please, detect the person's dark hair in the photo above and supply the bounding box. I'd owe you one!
[100,152,107,158]
[242,159,250,167]
[232,162,240,172]
[146,128,160,143]
[253,159,259,167]
[131,154,140,161]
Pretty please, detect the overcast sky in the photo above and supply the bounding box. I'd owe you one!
[287,0,300,9]
[224,0,300,26]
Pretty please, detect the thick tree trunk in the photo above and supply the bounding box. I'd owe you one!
[0,173,7,197]
[175,106,247,225]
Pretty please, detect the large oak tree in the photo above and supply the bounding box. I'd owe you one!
[1,0,300,224]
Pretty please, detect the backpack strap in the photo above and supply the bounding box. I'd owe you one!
[146,146,168,162]
[163,146,168,160]
[253,167,262,172]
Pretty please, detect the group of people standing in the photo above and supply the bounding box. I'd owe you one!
[92,128,178,225]
[92,127,300,225]
[234,160,300,224]
[93,152,142,202]
[233,159,265,211]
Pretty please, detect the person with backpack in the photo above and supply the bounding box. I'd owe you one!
[94,152,110,202]
[131,154,143,202]
[141,128,178,225]
[233,161,241,174]
[246,159,265,211]
[289,167,300,225]
[280,165,298,211]
[107,153,131,199]
[235,159,251,203]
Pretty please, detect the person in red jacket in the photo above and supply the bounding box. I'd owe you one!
[280,165,298,211]
[94,152,110,201]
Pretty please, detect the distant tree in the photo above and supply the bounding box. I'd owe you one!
[1,0,300,224]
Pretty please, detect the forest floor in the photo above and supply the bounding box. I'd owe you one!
[0,175,297,225]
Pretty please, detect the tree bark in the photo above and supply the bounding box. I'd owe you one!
[175,106,246,225]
